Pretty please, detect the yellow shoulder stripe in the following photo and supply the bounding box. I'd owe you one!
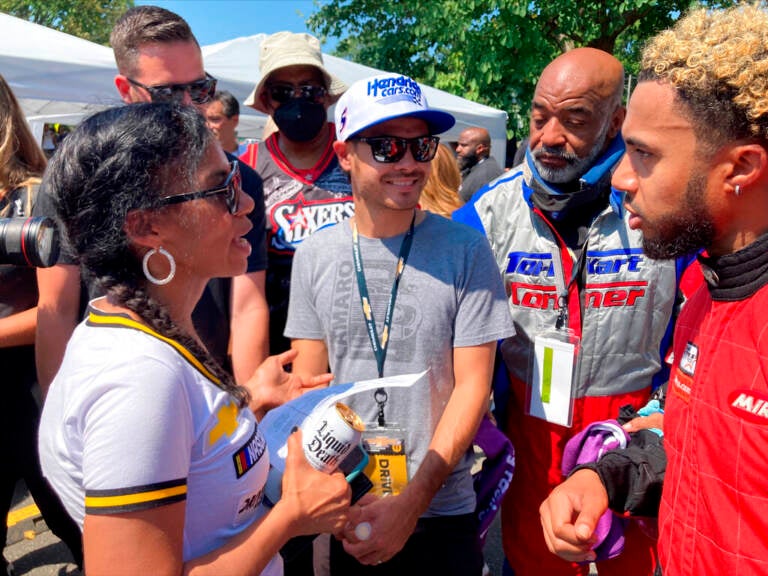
[86,310,220,385]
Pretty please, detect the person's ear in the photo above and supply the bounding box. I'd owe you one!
[334,140,354,171]
[124,209,161,249]
[114,74,133,105]
[607,106,626,140]
[724,142,768,194]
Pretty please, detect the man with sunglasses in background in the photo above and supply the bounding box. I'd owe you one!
[453,48,686,576]
[240,31,353,357]
[285,73,513,575]
[34,5,269,391]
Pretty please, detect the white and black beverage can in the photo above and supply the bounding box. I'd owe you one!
[301,402,365,473]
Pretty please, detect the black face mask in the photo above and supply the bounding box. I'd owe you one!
[273,99,326,142]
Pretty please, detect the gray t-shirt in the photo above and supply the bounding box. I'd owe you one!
[285,212,513,516]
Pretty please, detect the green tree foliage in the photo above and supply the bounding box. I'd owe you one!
[308,0,735,135]
[0,0,133,45]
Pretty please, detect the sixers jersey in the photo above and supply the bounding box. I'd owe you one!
[460,166,678,398]
[240,125,353,353]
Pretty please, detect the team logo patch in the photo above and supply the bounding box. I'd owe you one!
[679,342,698,376]
[506,250,648,310]
[270,194,355,251]
[508,281,648,310]
[670,341,698,404]
[728,389,768,425]
[366,75,423,106]
[235,487,265,524]
[233,427,267,478]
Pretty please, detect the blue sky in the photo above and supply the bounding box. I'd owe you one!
[135,1,335,48]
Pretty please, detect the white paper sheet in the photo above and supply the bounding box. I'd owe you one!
[260,371,426,503]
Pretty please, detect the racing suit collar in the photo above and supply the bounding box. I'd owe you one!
[522,134,626,221]
[698,231,768,301]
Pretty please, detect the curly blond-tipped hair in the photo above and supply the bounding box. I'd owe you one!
[640,4,768,147]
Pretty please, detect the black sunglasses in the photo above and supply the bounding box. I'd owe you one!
[127,72,217,105]
[352,136,440,163]
[159,161,241,214]
[267,83,327,104]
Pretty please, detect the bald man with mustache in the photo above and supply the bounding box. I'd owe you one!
[454,48,687,576]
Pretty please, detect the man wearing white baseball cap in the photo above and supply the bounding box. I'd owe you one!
[240,31,353,358]
[285,73,514,575]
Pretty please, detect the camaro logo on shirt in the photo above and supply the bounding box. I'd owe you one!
[728,389,768,425]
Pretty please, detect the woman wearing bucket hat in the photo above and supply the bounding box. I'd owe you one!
[240,31,354,359]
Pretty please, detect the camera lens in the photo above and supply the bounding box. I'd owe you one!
[0,217,60,268]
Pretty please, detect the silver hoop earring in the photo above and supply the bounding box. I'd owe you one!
[735,184,742,197]
[142,246,176,286]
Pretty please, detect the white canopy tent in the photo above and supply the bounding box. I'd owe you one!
[0,13,121,140]
[1,13,507,164]
[202,35,509,166]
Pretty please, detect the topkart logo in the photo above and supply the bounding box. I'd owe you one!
[367,75,423,106]
[506,250,649,309]
[506,250,645,277]
[586,252,643,274]
[509,281,648,309]
[506,253,555,277]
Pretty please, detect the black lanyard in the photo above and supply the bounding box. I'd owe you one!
[352,212,416,425]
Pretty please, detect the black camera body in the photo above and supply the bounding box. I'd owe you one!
[0,217,60,268]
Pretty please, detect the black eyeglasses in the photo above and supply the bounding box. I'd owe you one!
[352,136,440,163]
[267,83,327,104]
[159,161,241,214]
[127,72,217,105]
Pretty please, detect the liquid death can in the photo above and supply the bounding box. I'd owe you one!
[301,402,365,473]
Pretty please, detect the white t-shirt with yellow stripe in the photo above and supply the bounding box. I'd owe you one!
[39,304,279,574]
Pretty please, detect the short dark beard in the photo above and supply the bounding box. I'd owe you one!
[458,152,478,172]
[642,172,715,259]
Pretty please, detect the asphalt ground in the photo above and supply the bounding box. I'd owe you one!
[6,483,597,575]
[5,486,79,576]
[5,483,506,575]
